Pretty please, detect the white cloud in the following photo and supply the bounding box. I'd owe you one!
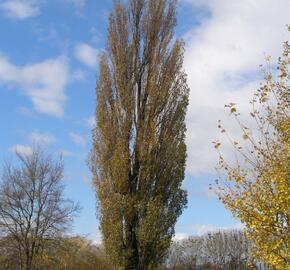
[69,132,86,146]
[183,0,290,175]
[28,132,56,146]
[190,224,217,236]
[90,230,102,245]
[0,55,69,117]
[173,233,189,242]
[74,43,99,68]
[86,116,95,128]
[10,144,33,156]
[0,0,39,20]
[177,223,244,237]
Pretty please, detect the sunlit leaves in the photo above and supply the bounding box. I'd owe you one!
[91,0,189,269]
[214,31,290,270]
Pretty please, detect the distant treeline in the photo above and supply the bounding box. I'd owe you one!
[0,235,112,270]
[0,230,273,270]
[164,230,274,270]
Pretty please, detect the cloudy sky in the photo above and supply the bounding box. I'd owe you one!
[0,0,289,243]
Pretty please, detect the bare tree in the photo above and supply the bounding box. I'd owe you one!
[166,230,252,270]
[202,230,250,270]
[0,147,80,270]
[166,236,203,269]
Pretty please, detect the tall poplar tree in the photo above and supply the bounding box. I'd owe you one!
[91,0,189,269]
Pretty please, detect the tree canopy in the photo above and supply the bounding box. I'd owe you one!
[214,32,290,270]
[0,148,79,270]
[91,0,189,269]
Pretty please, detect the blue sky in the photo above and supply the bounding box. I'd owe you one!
[0,0,289,243]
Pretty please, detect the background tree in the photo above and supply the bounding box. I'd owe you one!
[0,147,80,270]
[0,235,21,270]
[51,236,113,270]
[91,0,189,269]
[166,230,251,270]
[35,236,113,270]
[0,235,114,270]
[214,30,289,270]
[166,235,203,270]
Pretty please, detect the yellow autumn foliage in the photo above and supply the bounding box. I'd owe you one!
[215,31,290,270]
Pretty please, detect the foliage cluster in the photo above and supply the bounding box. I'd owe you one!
[0,235,113,270]
[214,30,290,270]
